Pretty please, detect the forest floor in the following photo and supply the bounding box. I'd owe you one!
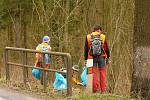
[0,77,134,100]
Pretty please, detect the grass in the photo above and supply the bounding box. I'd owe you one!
[71,93,132,100]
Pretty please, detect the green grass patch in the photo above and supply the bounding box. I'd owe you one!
[69,92,132,100]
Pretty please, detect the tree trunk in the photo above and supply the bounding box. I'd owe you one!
[15,22,21,48]
[15,3,21,48]
[23,22,27,48]
[7,24,13,47]
[64,0,70,52]
[132,0,150,99]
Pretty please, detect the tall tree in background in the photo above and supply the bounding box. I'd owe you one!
[64,0,70,52]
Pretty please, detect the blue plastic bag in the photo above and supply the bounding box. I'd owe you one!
[53,72,67,90]
[81,66,87,86]
[32,67,48,80]
[32,68,40,80]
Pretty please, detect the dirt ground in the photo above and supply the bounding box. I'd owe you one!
[0,88,42,100]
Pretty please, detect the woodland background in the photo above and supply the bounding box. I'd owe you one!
[0,0,134,96]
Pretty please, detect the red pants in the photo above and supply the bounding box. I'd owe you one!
[93,67,106,93]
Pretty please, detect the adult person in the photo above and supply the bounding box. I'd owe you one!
[84,25,110,93]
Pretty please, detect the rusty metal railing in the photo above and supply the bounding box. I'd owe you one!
[4,47,72,96]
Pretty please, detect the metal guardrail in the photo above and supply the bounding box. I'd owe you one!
[4,47,72,96]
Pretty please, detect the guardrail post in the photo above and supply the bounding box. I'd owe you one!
[25,52,28,79]
[5,49,10,80]
[22,51,27,85]
[67,54,72,96]
[43,53,47,92]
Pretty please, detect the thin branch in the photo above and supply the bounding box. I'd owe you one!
[7,9,16,34]
[30,6,35,25]
[32,0,41,24]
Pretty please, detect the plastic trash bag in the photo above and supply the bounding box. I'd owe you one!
[32,68,40,80]
[32,67,48,80]
[53,72,67,90]
[80,66,87,86]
